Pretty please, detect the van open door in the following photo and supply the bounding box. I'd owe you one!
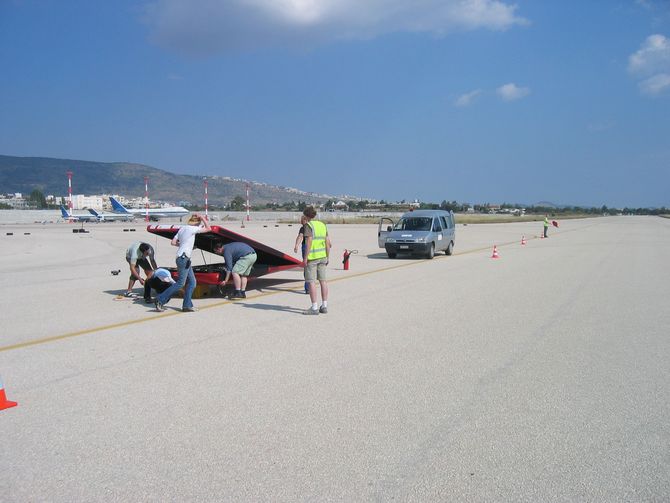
[378,217,395,248]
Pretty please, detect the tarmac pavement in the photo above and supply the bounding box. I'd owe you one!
[1,216,669,501]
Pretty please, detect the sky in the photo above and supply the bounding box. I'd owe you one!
[1,0,669,208]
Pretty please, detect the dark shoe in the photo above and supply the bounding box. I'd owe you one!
[124,291,137,298]
[240,291,247,298]
[229,291,244,300]
[319,306,328,314]
[144,298,153,304]
[182,307,197,312]
[155,299,165,312]
[303,308,319,315]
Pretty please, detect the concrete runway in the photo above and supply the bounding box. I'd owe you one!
[1,216,669,501]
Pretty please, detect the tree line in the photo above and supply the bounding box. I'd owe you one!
[7,189,668,216]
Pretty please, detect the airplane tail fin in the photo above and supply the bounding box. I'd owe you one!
[87,208,100,216]
[60,205,71,218]
[110,197,131,214]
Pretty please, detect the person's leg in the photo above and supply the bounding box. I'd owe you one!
[317,259,328,313]
[308,281,318,304]
[306,262,317,303]
[126,258,136,294]
[158,257,187,305]
[302,244,309,293]
[182,265,196,309]
[320,280,329,303]
[144,277,153,301]
[240,275,248,290]
[232,272,242,290]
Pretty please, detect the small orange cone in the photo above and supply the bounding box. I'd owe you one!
[521,235,527,246]
[0,376,18,411]
[491,245,500,259]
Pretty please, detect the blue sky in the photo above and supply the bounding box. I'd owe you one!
[1,0,669,207]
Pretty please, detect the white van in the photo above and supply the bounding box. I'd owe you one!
[378,210,455,259]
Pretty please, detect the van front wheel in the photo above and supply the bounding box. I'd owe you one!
[426,243,435,259]
[445,241,453,256]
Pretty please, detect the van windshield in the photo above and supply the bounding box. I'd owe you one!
[393,217,432,231]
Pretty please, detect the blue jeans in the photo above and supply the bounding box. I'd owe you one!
[157,255,196,309]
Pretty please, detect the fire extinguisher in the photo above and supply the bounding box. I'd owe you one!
[342,249,357,270]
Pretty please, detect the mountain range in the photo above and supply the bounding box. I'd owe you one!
[0,155,351,206]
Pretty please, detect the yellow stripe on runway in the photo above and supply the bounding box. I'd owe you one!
[0,228,579,353]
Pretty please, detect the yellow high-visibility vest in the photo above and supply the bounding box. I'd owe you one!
[307,220,328,260]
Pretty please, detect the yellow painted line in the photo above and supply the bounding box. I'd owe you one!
[0,228,576,353]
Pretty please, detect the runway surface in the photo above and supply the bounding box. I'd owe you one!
[1,216,669,501]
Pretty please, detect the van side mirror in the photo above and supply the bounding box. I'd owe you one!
[386,225,392,232]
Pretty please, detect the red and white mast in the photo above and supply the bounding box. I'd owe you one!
[144,176,149,222]
[204,178,209,217]
[66,170,73,214]
[245,182,250,221]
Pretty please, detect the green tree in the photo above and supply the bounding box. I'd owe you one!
[28,189,48,209]
[229,195,246,211]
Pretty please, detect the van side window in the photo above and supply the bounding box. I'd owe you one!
[440,216,450,229]
[432,218,442,232]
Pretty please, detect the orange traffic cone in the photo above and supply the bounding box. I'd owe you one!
[0,376,17,411]
[521,235,527,246]
[491,245,500,259]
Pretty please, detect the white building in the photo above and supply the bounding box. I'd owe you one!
[71,194,104,210]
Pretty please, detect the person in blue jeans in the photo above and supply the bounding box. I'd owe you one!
[155,213,211,312]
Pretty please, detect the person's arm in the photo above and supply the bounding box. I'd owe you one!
[171,227,182,247]
[220,270,231,285]
[325,235,332,263]
[130,264,145,284]
[294,232,304,253]
[197,214,211,233]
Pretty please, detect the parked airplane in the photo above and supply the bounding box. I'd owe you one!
[110,196,189,221]
[59,205,97,222]
[87,208,135,222]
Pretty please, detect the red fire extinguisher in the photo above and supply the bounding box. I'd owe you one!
[342,249,357,270]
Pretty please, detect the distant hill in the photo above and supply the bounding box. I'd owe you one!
[0,155,347,206]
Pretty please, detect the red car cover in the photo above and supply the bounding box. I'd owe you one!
[147,224,303,285]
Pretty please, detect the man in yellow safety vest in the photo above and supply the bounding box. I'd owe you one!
[302,206,332,315]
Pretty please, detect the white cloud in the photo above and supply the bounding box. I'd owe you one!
[639,73,670,95]
[628,34,670,75]
[454,89,482,107]
[496,82,530,101]
[628,34,670,95]
[143,0,528,55]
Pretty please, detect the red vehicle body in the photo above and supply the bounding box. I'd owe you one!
[146,224,303,285]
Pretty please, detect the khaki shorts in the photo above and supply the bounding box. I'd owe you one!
[232,252,257,276]
[304,257,328,283]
